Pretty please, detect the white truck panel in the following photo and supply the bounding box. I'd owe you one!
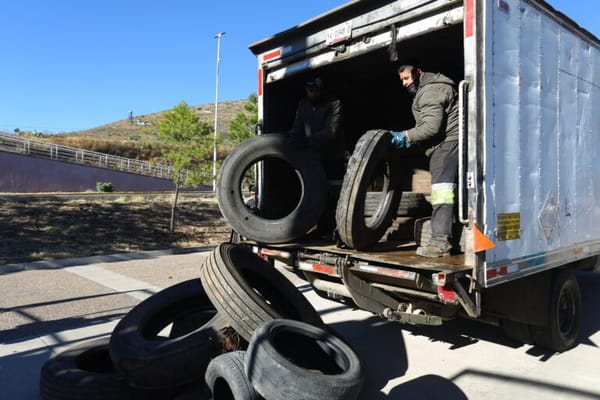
[484,0,600,280]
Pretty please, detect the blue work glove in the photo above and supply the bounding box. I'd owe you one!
[390,130,411,149]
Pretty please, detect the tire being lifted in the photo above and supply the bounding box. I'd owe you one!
[200,242,323,342]
[336,129,403,250]
[217,134,328,243]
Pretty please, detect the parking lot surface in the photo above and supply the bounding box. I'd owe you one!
[1,249,599,399]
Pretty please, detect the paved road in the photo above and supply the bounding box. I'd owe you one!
[1,249,599,399]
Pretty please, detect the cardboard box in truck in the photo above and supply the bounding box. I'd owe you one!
[219,0,599,352]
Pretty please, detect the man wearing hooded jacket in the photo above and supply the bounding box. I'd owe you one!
[287,76,346,239]
[390,64,459,257]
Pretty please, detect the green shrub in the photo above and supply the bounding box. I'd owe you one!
[96,182,115,192]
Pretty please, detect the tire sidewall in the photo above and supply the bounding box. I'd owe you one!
[245,319,363,400]
[109,279,224,389]
[217,134,327,243]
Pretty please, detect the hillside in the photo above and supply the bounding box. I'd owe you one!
[61,99,248,142]
[3,100,249,162]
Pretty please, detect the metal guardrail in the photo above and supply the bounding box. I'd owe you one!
[0,133,176,180]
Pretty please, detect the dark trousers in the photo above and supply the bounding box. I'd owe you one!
[429,141,459,238]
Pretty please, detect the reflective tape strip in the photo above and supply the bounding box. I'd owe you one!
[431,183,456,205]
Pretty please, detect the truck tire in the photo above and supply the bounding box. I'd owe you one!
[364,191,431,217]
[531,270,581,352]
[109,279,225,390]
[204,351,261,400]
[217,134,327,243]
[200,242,323,342]
[40,337,132,400]
[336,129,403,249]
[245,319,364,400]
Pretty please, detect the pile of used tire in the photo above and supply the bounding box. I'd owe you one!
[39,242,364,400]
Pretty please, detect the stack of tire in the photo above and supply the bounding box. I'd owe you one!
[39,243,364,400]
[217,131,429,250]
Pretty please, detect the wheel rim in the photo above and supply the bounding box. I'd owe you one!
[557,285,576,338]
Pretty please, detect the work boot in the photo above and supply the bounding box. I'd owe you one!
[416,235,452,258]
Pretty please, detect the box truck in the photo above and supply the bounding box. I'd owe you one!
[219,0,600,352]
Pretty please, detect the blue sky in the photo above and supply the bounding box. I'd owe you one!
[0,0,598,133]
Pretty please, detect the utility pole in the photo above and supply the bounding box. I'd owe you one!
[212,31,225,191]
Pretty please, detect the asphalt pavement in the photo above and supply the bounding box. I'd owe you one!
[1,249,600,399]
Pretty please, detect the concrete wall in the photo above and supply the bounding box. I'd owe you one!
[0,152,177,193]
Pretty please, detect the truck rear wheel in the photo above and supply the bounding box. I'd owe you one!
[336,130,403,250]
[217,134,327,243]
[531,270,581,352]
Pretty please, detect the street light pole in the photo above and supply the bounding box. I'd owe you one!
[212,31,225,191]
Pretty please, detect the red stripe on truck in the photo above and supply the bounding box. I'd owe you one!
[465,0,474,37]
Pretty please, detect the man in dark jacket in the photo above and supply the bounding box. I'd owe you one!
[287,76,346,179]
[287,76,346,238]
[391,64,459,257]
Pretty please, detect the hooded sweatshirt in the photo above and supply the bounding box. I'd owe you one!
[405,72,459,154]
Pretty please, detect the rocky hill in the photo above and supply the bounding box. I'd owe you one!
[6,100,249,162]
[57,99,248,142]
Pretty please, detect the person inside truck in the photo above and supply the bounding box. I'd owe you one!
[287,75,346,239]
[390,63,459,257]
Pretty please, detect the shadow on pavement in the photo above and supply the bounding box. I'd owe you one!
[329,316,469,400]
[387,374,468,400]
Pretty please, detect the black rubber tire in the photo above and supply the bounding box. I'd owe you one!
[531,270,581,352]
[364,191,431,217]
[40,337,133,400]
[245,319,364,400]
[204,351,261,400]
[217,134,327,243]
[199,242,323,342]
[336,129,403,250]
[109,279,225,390]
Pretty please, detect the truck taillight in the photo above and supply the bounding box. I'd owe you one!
[437,285,458,304]
[298,261,338,276]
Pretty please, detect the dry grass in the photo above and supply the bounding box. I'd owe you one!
[0,197,232,265]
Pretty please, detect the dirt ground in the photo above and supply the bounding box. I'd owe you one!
[0,196,232,265]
